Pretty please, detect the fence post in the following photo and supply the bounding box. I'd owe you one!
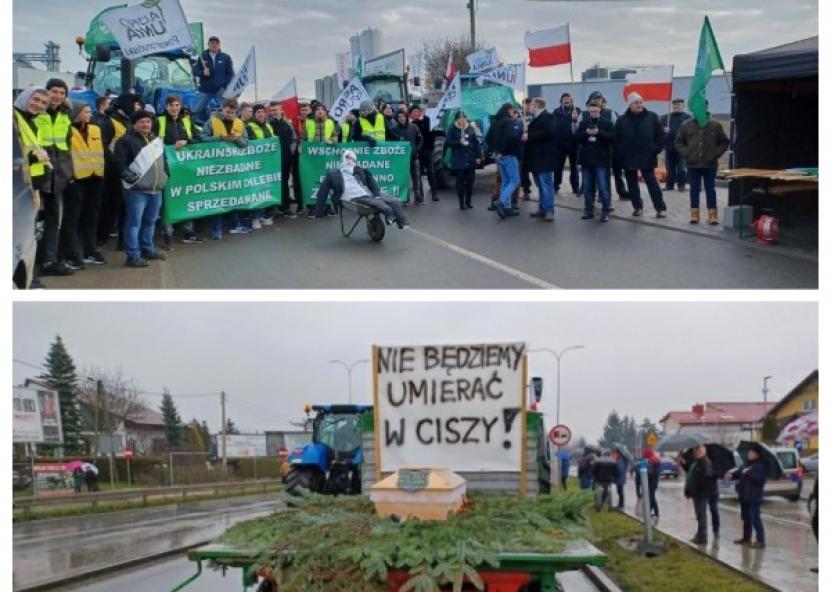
[169,452,174,487]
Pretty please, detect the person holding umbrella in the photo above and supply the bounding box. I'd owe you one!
[682,444,718,545]
[730,443,770,549]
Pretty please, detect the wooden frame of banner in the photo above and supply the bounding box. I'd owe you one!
[520,353,528,496]
[372,345,382,484]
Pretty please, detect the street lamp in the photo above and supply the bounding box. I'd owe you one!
[329,359,370,404]
[530,345,585,491]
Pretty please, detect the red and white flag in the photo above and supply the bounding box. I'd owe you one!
[444,53,458,81]
[273,77,300,133]
[622,66,674,102]
[524,24,571,68]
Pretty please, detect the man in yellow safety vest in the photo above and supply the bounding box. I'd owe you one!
[358,100,387,145]
[302,103,337,144]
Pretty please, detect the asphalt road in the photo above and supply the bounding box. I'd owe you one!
[13,494,281,591]
[42,170,817,290]
[621,477,817,592]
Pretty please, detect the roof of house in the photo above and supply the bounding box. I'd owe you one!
[660,402,777,426]
[124,405,165,427]
[768,370,819,416]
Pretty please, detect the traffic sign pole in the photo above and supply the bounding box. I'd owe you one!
[548,425,572,493]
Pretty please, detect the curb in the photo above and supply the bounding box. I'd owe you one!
[14,540,211,592]
[581,565,625,592]
[622,508,781,592]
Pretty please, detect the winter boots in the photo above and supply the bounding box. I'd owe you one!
[690,208,700,224]
[707,208,719,225]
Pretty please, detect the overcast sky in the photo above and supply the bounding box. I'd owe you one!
[13,0,818,97]
[13,302,817,443]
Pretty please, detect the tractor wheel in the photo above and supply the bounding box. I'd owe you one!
[432,136,450,189]
[284,467,324,495]
[367,215,386,242]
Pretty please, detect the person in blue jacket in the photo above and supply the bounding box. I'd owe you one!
[558,449,571,490]
[191,36,235,124]
[731,444,768,549]
[612,450,629,510]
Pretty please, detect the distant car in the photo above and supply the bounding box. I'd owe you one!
[719,447,803,501]
[659,456,680,479]
[12,128,39,289]
[800,453,818,475]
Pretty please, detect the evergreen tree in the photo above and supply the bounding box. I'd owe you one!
[39,335,85,454]
[598,411,623,449]
[225,417,239,435]
[760,414,780,444]
[200,421,212,452]
[160,390,183,450]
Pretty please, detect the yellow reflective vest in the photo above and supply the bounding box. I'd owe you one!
[246,121,274,139]
[340,122,351,142]
[359,113,386,141]
[210,116,244,138]
[14,110,46,180]
[157,114,194,140]
[69,124,105,179]
[35,110,71,151]
[305,118,335,142]
[110,117,127,152]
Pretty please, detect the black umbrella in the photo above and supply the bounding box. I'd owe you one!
[655,432,708,453]
[584,445,602,456]
[611,442,634,464]
[736,441,784,480]
[681,443,736,478]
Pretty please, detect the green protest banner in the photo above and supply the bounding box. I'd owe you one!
[163,139,282,225]
[298,141,412,206]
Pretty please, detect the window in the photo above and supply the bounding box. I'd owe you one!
[776,451,798,470]
[803,399,816,412]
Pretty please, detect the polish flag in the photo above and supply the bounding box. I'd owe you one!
[524,25,571,68]
[273,77,300,133]
[622,66,674,102]
[444,53,458,81]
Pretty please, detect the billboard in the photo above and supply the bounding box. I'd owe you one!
[217,434,268,458]
[13,387,63,445]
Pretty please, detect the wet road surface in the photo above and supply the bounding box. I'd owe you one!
[13,494,281,591]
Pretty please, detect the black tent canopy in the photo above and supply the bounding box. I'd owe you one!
[731,37,818,171]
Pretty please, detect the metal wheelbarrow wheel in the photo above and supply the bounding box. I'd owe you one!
[367,214,386,242]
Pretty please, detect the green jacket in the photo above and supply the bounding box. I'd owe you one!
[674,117,730,169]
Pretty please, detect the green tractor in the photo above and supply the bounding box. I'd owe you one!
[431,76,520,188]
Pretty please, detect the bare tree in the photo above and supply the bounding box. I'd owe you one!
[79,367,145,456]
[417,35,488,104]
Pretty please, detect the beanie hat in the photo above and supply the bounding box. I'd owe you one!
[70,99,89,120]
[46,78,69,92]
[560,92,571,100]
[114,93,142,116]
[130,109,154,124]
[359,100,374,112]
[627,92,643,105]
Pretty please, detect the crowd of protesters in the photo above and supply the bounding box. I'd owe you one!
[13,35,730,286]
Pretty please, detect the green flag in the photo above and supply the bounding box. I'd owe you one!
[688,16,725,126]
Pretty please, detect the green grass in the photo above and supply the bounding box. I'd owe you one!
[13,483,282,522]
[587,510,769,592]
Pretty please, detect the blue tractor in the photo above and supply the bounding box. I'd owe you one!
[283,404,371,496]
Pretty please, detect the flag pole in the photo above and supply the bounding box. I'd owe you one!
[567,23,575,96]
[253,47,258,102]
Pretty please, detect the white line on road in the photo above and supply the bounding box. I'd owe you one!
[406,227,562,289]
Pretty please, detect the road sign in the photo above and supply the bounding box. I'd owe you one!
[123,448,134,458]
[548,425,572,447]
[646,433,658,447]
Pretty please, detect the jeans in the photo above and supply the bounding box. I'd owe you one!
[665,149,687,189]
[625,168,666,211]
[533,171,555,213]
[454,168,475,207]
[582,166,611,214]
[693,496,710,540]
[688,167,718,209]
[193,91,224,124]
[211,215,223,238]
[38,191,63,266]
[579,476,593,490]
[741,502,765,544]
[123,191,162,260]
[615,482,625,508]
[554,147,580,193]
[496,155,519,208]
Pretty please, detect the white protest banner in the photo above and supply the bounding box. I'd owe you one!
[330,76,373,124]
[336,52,351,89]
[100,0,194,60]
[430,74,462,130]
[373,342,527,473]
[466,47,500,73]
[223,46,256,99]
[476,62,526,93]
[220,434,268,458]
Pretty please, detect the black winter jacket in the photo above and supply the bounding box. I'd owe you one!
[523,110,558,173]
[576,117,615,167]
[489,106,522,158]
[684,457,717,499]
[413,116,435,153]
[614,109,665,170]
[112,129,169,193]
[316,166,381,202]
[446,124,481,171]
